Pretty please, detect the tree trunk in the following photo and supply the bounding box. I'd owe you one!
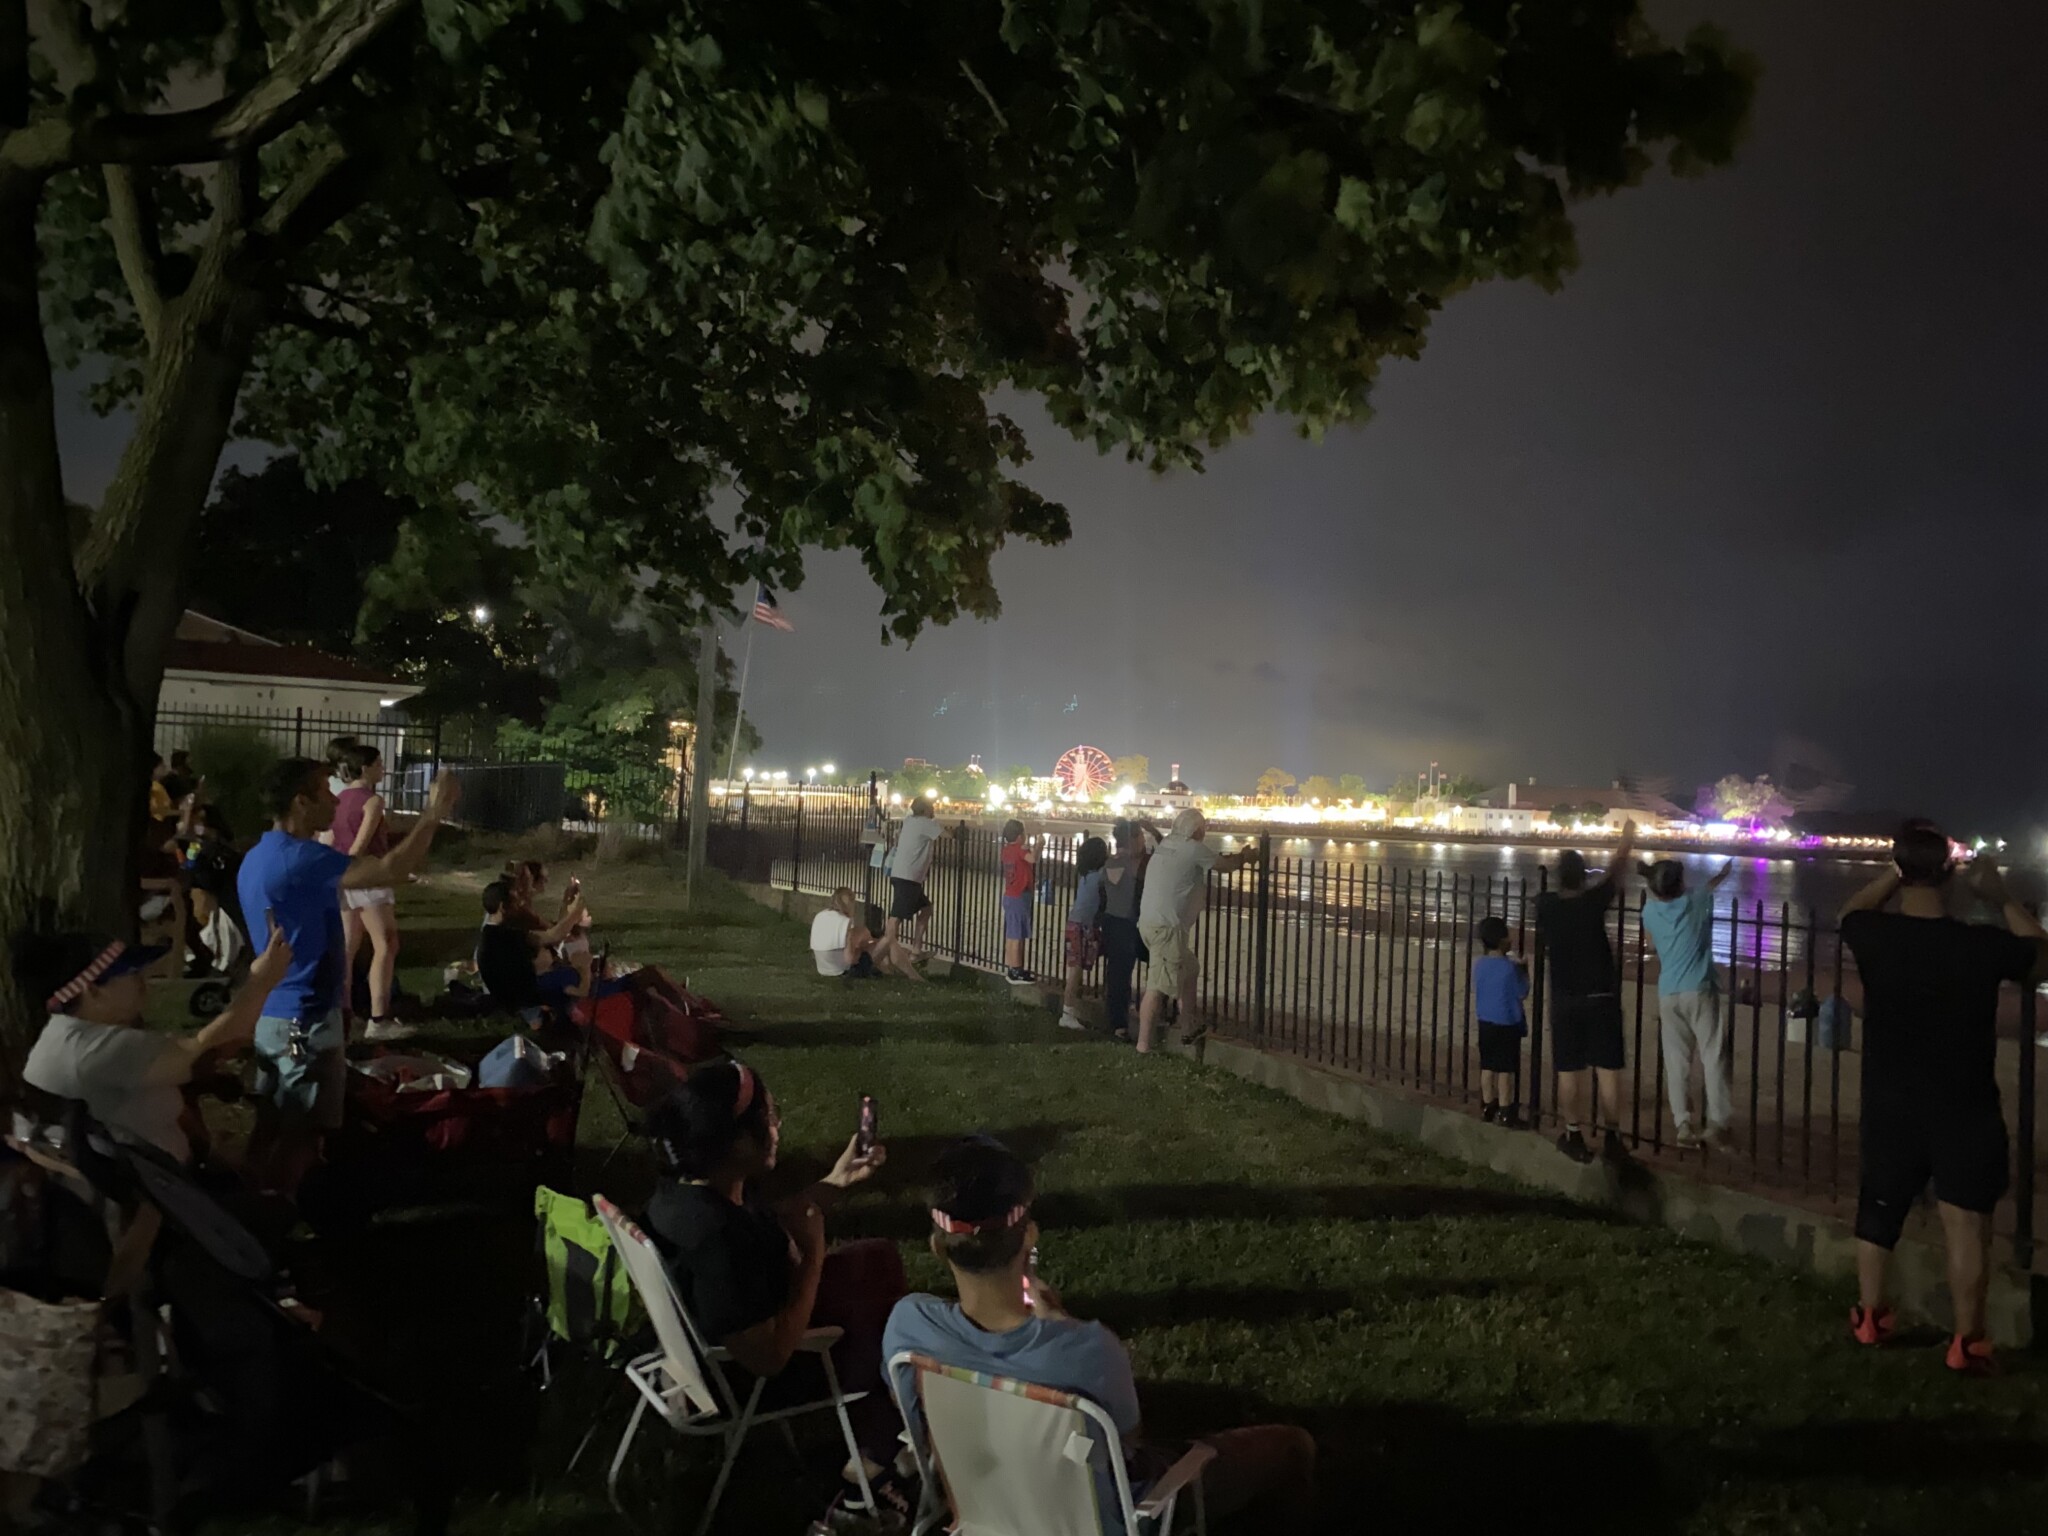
[0,166,262,1085]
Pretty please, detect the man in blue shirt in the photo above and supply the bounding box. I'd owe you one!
[883,1137,1314,1534]
[1639,859,1734,1151]
[238,757,459,1192]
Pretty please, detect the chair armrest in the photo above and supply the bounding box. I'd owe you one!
[1134,1443,1217,1520]
[795,1326,845,1353]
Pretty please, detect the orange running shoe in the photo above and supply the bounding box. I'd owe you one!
[1945,1333,1996,1377]
[1848,1305,1895,1346]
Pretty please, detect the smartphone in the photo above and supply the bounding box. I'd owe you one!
[856,1094,878,1159]
[1021,1243,1040,1309]
[566,876,582,899]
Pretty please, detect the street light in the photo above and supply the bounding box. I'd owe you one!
[742,766,755,782]
[471,604,491,624]
[805,767,818,783]
[821,762,836,778]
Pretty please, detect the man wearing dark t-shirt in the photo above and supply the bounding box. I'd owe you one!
[1839,820,2046,1375]
[1536,821,1636,1165]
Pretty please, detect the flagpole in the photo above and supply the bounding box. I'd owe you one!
[723,610,758,789]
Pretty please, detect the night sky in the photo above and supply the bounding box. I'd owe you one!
[59,0,2048,838]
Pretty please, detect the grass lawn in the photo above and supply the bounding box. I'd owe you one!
[169,845,2048,1536]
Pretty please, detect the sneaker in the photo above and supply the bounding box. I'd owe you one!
[1480,1103,1499,1125]
[361,1017,420,1043]
[1018,969,1035,983]
[1499,1107,1525,1131]
[1703,1126,1738,1155]
[1005,968,1027,983]
[1602,1128,1631,1163]
[1674,1126,1703,1150]
[1946,1333,1996,1376]
[1848,1304,1896,1347]
[1557,1130,1595,1165]
[1058,1011,1088,1031]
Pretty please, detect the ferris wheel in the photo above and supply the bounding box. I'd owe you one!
[1054,744,1114,799]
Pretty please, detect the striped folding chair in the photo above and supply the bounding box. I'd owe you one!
[889,1351,1214,1536]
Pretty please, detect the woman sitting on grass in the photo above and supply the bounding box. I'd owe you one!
[643,1062,912,1519]
[474,879,592,1020]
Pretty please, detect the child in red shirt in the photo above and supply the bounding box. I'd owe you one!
[999,820,1037,982]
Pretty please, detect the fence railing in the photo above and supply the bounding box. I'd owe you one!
[756,802,2044,1271]
[154,705,678,833]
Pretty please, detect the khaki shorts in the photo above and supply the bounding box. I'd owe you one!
[1139,921,1192,1000]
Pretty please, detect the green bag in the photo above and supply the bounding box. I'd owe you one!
[535,1186,638,1354]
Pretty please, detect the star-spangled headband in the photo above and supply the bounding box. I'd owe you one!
[931,1203,1030,1236]
[45,940,131,1011]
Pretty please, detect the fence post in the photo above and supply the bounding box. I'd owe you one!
[949,832,966,964]
[1528,866,1548,1125]
[2017,984,2037,1270]
[1252,833,1272,1041]
[293,706,304,757]
[792,789,805,894]
[739,782,750,833]
[431,719,443,774]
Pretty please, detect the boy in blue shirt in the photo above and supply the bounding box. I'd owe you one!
[1473,916,1530,1128]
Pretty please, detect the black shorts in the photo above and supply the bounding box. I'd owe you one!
[1855,1098,2009,1249]
[889,877,926,922]
[1552,993,1625,1072]
[1477,1022,1524,1074]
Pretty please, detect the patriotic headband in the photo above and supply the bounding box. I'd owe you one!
[45,940,131,1011]
[931,1203,1030,1236]
[731,1062,756,1118]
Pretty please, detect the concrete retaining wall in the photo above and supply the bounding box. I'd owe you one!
[736,879,2037,1345]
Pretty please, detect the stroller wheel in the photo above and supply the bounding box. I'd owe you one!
[190,979,232,1020]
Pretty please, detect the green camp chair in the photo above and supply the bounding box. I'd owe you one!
[529,1186,640,1470]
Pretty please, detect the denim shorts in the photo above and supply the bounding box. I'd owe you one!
[1002,892,1033,941]
[252,1009,347,1129]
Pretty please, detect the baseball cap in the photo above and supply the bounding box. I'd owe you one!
[18,933,169,1013]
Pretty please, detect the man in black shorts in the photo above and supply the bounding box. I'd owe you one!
[875,796,947,978]
[1536,820,1636,1164]
[1839,820,2046,1374]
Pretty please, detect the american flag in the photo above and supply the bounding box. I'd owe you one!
[751,586,794,632]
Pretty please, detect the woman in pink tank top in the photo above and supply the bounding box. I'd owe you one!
[333,744,413,1042]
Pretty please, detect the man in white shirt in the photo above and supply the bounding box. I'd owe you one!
[18,926,292,1165]
[811,887,881,978]
[874,797,949,980]
[1135,810,1254,1053]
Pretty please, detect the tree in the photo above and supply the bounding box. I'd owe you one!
[1001,765,1037,791]
[1336,774,1370,803]
[1299,775,1338,803]
[1,0,1753,1069]
[1551,804,1580,828]
[1440,774,1489,804]
[1256,767,1297,801]
[1579,801,1611,825]
[1111,754,1151,788]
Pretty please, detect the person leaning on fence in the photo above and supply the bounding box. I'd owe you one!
[1535,820,1637,1165]
[874,796,948,982]
[237,757,460,1196]
[1471,916,1530,1128]
[641,1062,913,1520]
[1059,835,1109,1030]
[1098,818,1157,1039]
[1837,820,2048,1375]
[999,819,1039,983]
[1133,810,1255,1053]
[883,1136,1316,1534]
[1639,857,1736,1152]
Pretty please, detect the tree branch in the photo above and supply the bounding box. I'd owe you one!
[103,164,164,342]
[6,0,413,173]
[254,137,372,252]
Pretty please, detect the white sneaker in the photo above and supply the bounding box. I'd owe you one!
[361,1018,420,1043]
[1058,1011,1087,1031]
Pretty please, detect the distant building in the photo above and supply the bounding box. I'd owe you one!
[1160,762,1194,810]
[1455,779,1692,834]
[159,611,420,719]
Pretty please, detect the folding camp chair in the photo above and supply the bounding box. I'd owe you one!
[889,1351,1214,1536]
[592,1196,875,1535]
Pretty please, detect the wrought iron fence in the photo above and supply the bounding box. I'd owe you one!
[154,705,676,832]
[760,801,2043,1271]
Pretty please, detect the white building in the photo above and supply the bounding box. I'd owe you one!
[155,611,423,754]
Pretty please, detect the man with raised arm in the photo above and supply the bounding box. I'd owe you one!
[1838,820,2048,1374]
[1536,819,1637,1164]
[238,758,460,1193]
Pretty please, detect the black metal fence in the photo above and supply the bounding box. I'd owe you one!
[154,705,675,833]
[759,800,2044,1271]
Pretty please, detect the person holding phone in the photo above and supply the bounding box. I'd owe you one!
[642,1066,911,1515]
[884,1137,1316,1533]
